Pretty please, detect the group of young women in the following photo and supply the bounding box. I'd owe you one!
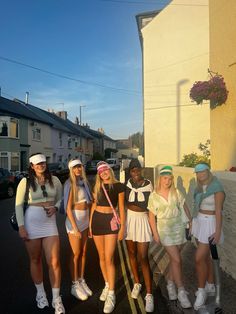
[15,153,225,313]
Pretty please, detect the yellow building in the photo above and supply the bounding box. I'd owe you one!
[209,0,236,170]
[137,0,210,167]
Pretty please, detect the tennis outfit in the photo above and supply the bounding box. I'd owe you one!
[91,182,125,235]
[192,184,224,244]
[65,179,92,234]
[15,176,62,239]
[148,190,186,246]
[125,179,153,242]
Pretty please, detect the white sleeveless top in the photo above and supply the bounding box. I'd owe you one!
[200,185,215,211]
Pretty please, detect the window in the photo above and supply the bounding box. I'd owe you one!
[0,116,19,138]
[68,135,72,149]
[0,152,20,171]
[32,127,41,140]
[59,132,62,147]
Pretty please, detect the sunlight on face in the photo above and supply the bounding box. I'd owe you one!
[99,169,111,181]
[32,162,46,175]
[160,175,173,189]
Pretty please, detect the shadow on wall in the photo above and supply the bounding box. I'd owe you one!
[176,176,196,212]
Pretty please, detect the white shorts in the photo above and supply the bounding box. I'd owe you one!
[24,206,58,240]
[192,212,224,244]
[125,209,153,242]
[65,209,89,234]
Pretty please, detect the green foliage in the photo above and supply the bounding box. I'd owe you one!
[198,139,210,158]
[179,139,211,167]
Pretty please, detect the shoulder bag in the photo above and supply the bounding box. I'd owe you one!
[102,184,121,231]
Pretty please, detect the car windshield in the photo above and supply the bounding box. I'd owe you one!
[106,160,114,164]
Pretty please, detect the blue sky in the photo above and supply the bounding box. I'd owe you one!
[0,0,169,139]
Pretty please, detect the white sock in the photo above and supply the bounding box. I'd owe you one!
[178,286,185,292]
[198,288,205,292]
[167,280,174,286]
[52,288,60,301]
[35,282,45,296]
[108,289,115,296]
[105,281,109,288]
[206,281,214,287]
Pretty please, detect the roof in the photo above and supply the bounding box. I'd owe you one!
[0,96,51,125]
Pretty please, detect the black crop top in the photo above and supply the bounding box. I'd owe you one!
[125,179,152,210]
[97,182,125,207]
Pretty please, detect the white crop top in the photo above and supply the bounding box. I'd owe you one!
[75,186,87,204]
[200,185,215,211]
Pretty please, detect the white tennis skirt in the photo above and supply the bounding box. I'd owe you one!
[65,209,89,234]
[192,212,224,244]
[125,209,153,242]
[24,206,58,240]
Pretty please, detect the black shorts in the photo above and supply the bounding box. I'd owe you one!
[91,210,119,235]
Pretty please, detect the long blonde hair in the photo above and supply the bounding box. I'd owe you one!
[93,168,118,202]
[69,164,89,204]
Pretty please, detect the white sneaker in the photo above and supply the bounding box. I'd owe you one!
[100,285,109,301]
[131,283,142,299]
[205,282,216,296]
[52,296,65,314]
[71,281,88,301]
[36,292,49,309]
[145,294,154,312]
[166,282,177,300]
[178,289,192,308]
[194,289,207,310]
[80,279,93,296]
[103,294,116,313]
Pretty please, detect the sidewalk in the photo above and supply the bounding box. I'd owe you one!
[149,241,236,314]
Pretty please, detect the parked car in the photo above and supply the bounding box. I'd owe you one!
[0,168,17,198]
[85,160,101,174]
[106,158,120,170]
[47,162,69,184]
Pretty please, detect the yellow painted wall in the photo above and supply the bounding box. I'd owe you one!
[209,0,236,170]
[141,0,210,167]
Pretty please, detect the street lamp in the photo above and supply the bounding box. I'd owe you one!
[79,105,86,125]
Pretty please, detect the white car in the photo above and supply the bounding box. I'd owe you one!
[106,158,120,170]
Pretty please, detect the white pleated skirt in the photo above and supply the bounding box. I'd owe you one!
[192,212,224,244]
[125,209,153,242]
[65,209,89,234]
[24,206,58,240]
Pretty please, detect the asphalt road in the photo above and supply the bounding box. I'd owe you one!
[0,195,169,314]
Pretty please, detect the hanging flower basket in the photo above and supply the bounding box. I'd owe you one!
[190,75,228,109]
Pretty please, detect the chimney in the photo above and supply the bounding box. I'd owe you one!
[56,111,67,120]
[25,92,29,104]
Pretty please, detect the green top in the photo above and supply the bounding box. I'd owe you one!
[15,176,62,227]
[148,189,185,220]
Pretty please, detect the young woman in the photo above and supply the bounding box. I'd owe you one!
[15,153,65,314]
[125,159,154,312]
[192,163,225,310]
[64,159,93,301]
[90,161,125,314]
[148,165,192,309]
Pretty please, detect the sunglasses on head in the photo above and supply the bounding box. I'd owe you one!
[41,185,48,197]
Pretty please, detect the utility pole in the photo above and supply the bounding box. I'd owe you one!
[79,105,86,161]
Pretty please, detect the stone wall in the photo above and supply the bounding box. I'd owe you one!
[170,166,236,280]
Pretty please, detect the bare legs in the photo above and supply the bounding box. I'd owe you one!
[93,234,117,290]
[126,240,152,294]
[68,229,88,281]
[195,242,213,288]
[25,235,61,288]
[165,245,183,288]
